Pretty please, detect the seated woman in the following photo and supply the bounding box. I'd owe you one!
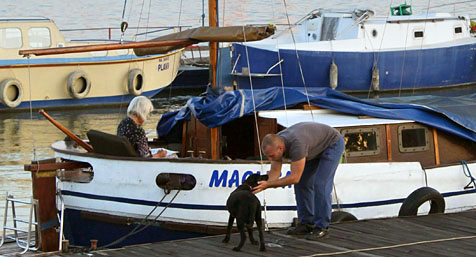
[117,96,166,158]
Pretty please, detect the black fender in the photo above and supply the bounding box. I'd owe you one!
[398,187,445,217]
[331,211,357,223]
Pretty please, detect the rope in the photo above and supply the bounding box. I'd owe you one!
[177,0,183,29]
[410,0,431,96]
[97,189,181,250]
[270,1,288,125]
[282,0,314,121]
[164,0,185,112]
[26,56,38,162]
[121,0,128,20]
[144,0,152,40]
[461,160,476,189]
[301,234,476,256]
[242,25,269,231]
[367,1,392,99]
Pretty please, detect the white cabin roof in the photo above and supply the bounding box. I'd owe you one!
[258,109,412,128]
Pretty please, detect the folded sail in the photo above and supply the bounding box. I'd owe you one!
[134,25,275,56]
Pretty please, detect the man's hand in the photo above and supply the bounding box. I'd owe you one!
[153,149,167,158]
[252,180,268,194]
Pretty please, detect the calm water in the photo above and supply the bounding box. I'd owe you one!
[1,0,476,229]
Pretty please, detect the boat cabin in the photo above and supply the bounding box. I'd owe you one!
[0,17,66,59]
[270,8,473,50]
[175,107,476,168]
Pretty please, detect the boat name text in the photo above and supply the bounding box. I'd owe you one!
[209,169,292,188]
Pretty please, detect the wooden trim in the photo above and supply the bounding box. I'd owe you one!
[302,104,321,110]
[181,121,188,158]
[211,127,220,160]
[40,109,94,152]
[433,127,440,165]
[25,161,91,172]
[386,124,392,161]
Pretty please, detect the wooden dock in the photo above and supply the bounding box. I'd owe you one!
[3,210,476,256]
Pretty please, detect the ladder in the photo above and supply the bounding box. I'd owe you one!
[0,193,41,254]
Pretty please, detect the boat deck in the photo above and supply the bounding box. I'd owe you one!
[3,210,476,256]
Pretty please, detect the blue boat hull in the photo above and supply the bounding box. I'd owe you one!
[62,209,206,248]
[232,43,476,92]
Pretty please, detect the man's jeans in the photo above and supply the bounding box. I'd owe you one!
[294,136,345,229]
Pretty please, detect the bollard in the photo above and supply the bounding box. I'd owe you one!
[90,239,98,250]
[61,240,69,252]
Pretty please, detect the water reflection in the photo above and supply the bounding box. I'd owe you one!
[0,93,197,229]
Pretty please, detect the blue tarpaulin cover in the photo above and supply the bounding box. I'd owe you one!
[157,87,476,142]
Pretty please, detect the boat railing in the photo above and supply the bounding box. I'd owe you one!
[334,10,373,40]
[294,8,322,25]
[60,25,192,41]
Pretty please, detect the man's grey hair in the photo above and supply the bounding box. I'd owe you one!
[127,96,153,122]
[261,134,284,151]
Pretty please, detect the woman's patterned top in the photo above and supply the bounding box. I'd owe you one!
[117,117,151,157]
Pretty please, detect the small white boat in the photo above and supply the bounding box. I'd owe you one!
[232,4,476,92]
[0,17,182,111]
[45,87,476,247]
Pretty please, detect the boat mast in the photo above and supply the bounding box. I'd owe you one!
[209,0,220,160]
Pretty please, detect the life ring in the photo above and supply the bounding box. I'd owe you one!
[0,78,23,108]
[398,187,445,217]
[127,69,144,96]
[67,71,91,99]
[331,211,357,223]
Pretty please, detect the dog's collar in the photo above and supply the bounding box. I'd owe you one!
[242,182,253,190]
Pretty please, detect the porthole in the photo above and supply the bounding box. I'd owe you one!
[414,31,424,38]
[341,128,380,157]
[398,124,430,153]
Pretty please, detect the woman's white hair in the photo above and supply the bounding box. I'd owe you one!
[127,96,153,122]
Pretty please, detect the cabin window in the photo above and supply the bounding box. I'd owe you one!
[454,27,462,34]
[398,124,430,152]
[341,128,380,157]
[0,28,22,48]
[414,31,424,38]
[28,27,51,48]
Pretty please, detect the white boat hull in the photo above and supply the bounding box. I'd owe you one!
[55,143,476,228]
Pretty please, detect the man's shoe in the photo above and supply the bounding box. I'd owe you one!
[305,227,329,241]
[286,223,314,236]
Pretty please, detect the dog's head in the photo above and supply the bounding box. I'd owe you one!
[243,174,268,187]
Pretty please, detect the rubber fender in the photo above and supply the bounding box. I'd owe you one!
[0,78,23,107]
[127,69,144,96]
[67,71,91,99]
[329,60,338,89]
[398,187,445,217]
[331,211,357,223]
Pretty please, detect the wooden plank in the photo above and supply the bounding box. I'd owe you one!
[201,232,294,257]
[269,231,383,257]
[56,210,476,257]
[19,39,192,56]
[25,161,91,172]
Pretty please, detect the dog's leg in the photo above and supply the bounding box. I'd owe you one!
[247,205,258,245]
[255,205,266,251]
[222,215,234,243]
[233,221,246,251]
[247,225,258,245]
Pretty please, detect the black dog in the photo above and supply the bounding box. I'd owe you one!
[222,174,268,251]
